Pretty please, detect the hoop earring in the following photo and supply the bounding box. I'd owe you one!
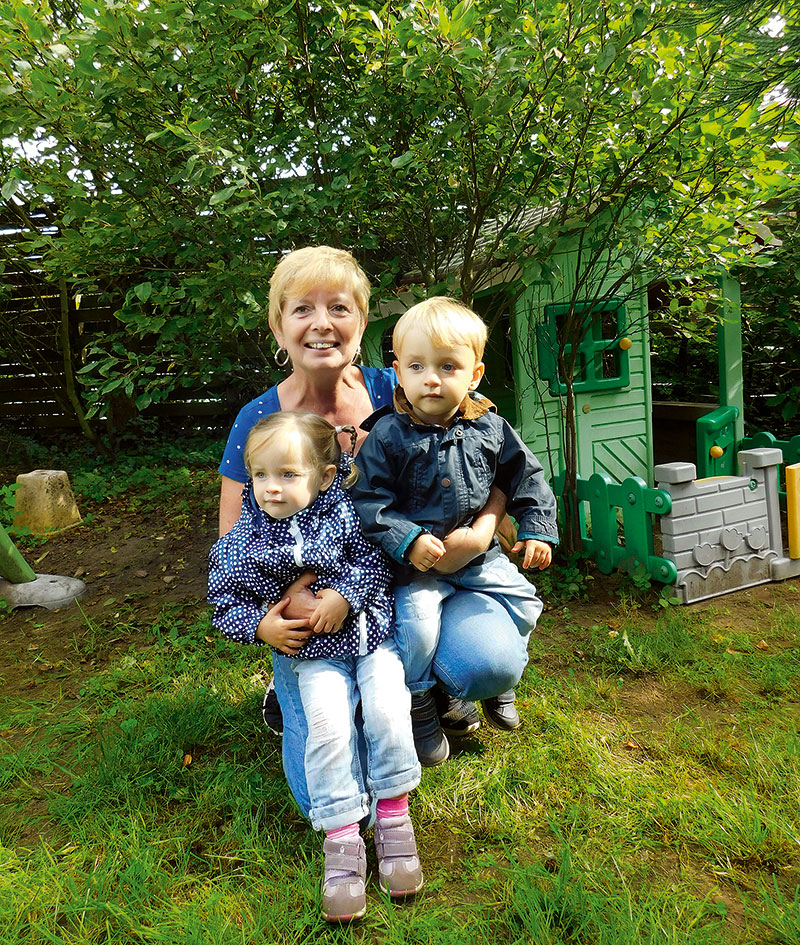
[274,347,290,368]
[351,345,362,365]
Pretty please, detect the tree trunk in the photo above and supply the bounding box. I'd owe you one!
[58,277,109,455]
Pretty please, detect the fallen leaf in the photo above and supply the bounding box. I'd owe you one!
[608,630,619,638]
[163,575,176,585]
[711,633,725,644]
[623,739,642,751]
[204,636,214,644]
[725,648,742,655]
[756,639,770,651]
[183,753,192,767]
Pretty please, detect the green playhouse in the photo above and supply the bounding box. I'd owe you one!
[362,246,800,602]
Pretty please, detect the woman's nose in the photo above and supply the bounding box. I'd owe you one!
[311,305,333,329]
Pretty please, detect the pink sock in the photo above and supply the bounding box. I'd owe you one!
[326,823,360,842]
[376,795,409,821]
[324,823,361,881]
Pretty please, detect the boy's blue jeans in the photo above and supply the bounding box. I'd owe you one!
[287,639,420,831]
[394,549,543,693]
[273,582,533,820]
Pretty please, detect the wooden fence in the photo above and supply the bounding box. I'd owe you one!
[0,204,265,437]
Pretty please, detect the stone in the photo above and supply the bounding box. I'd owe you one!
[0,573,87,611]
[13,470,82,536]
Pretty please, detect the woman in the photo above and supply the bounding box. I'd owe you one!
[218,246,528,813]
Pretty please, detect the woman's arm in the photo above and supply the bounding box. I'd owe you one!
[219,476,244,536]
[433,485,511,574]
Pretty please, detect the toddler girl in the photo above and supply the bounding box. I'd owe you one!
[208,411,422,922]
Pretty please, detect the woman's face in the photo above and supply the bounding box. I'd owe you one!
[274,285,364,375]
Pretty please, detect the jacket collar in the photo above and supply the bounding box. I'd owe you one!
[392,386,494,425]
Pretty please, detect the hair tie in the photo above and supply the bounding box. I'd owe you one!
[334,424,358,455]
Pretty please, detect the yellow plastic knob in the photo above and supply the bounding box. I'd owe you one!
[618,336,633,350]
[710,445,724,459]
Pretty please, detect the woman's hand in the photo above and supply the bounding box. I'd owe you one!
[309,588,350,634]
[281,571,319,621]
[433,487,515,573]
[255,597,314,655]
[432,526,486,574]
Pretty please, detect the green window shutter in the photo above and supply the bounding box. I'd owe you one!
[536,300,631,395]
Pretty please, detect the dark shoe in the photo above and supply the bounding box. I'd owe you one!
[433,687,480,737]
[261,679,283,736]
[481,690,521,731]
[410,690,450,767]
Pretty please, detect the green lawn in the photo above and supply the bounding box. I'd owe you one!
[1,445,799,944]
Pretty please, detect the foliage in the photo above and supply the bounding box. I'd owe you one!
[0,0,795,536]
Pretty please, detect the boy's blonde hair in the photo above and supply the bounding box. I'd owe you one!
[244,411,358,489]
[268,246,372,334]
[393,297,487,362]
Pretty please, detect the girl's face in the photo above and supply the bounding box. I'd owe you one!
[250,432,335,520]
[273,284,364,376]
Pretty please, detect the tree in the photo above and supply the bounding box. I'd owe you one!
[0,0,788,549]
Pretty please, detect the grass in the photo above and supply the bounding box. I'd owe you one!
[1,445,800,943]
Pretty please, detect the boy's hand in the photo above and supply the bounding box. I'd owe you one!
[309,588,350,634]
[512,539,552,570]
[256,597,314,654]
[408,533,446,571]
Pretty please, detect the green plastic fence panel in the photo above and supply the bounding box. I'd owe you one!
[556,472,676,583]
[740,431,800,505]
[0,523,36,584]
[696,405,739,477]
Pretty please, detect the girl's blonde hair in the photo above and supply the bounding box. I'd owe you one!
[393,296,487,362]
[268,246,372,334]
[244,411,359,489]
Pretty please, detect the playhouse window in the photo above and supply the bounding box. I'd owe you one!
[536,300,630,395]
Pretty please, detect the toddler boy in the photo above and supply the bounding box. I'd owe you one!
[351,297,558,765]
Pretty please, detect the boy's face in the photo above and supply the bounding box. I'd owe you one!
[393,327,484,426]
[249,432,335,520]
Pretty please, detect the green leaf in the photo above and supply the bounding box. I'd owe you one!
[390,151,414,169]
[134,282,152,302]
[209,186,238,206]
[1,178,19,200]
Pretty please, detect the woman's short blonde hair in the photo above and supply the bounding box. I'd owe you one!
[268,246,372,334]
[393,297,487,362]
[244,411,358,488]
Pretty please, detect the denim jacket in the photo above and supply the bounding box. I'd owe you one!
[208,465,394,660]
[351,391,559,576]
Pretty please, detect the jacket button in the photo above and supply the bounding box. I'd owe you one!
[455,429,463,437]
[442,477,452,487]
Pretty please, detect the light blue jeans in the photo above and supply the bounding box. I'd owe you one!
[395,550,544,692]
[273,588,531,819]
[288,639,420,831]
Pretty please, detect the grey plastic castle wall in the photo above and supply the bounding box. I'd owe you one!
[655,448,800,604]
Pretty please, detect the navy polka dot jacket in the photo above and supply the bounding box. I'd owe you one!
[208,467,394,660]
